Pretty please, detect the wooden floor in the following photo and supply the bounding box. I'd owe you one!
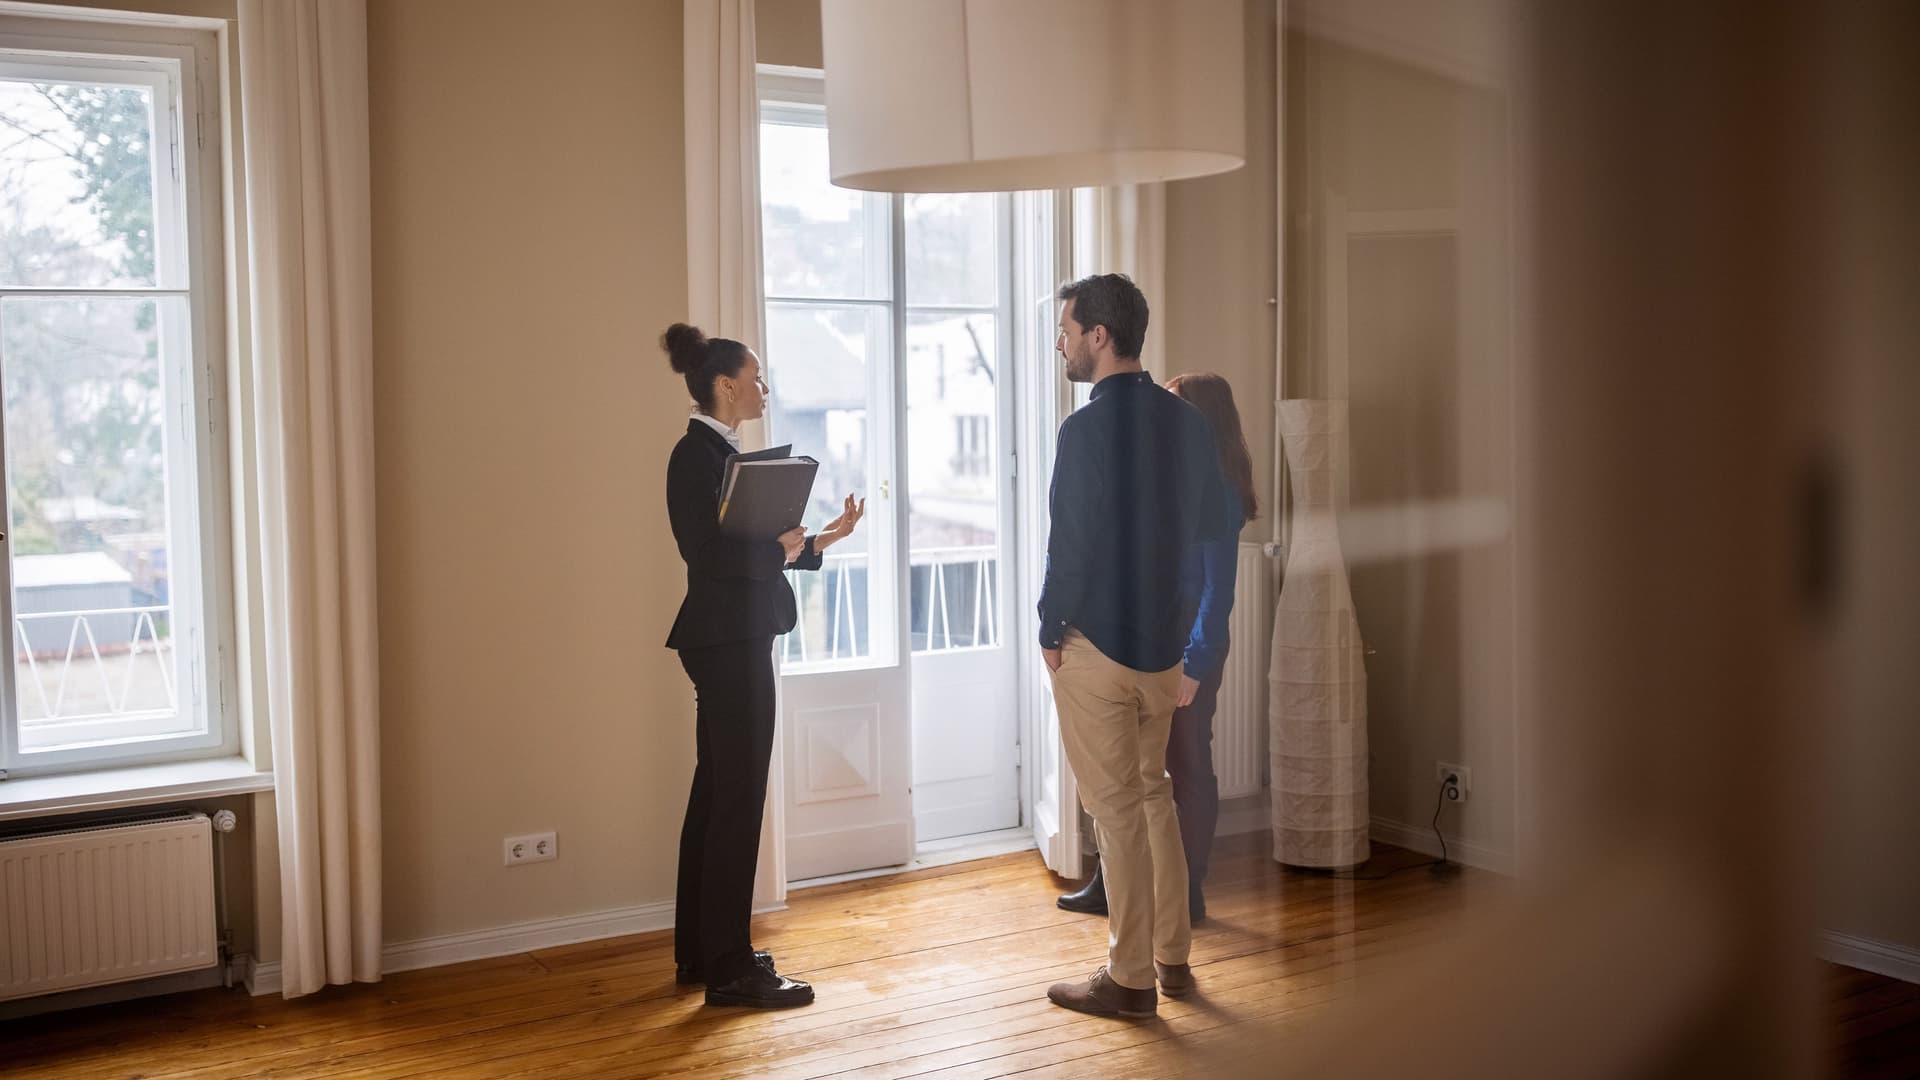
[4,834,1913,1078]
[1825,960,1920,1079]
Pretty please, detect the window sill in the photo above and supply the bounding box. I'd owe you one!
[0,757,273,822]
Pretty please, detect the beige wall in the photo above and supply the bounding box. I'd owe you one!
[1171,22,1520,863]
[1163,0,1280,545]
[755,0,823,69]
[1308,36,1516,863]
[1352,36,1512,864]
[368,0,695,944]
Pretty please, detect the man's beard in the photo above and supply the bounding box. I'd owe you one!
[1064,344,1094,383]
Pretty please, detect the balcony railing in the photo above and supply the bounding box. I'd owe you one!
[781,545,1001,667]
[13,605,177,726]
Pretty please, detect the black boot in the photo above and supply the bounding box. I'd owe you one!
[704,954,814,1009]
[1057,860,1108,915]
[1189,879,1207,925]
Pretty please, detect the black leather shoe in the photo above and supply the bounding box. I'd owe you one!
[1057,861,1108,916]
[676,949,774,986]
[704,956,814,1009]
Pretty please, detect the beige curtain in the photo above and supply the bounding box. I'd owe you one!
[238,0,382,999]
[683,0,767,423]
[1089,183,1168,364]
[682,0,786,907]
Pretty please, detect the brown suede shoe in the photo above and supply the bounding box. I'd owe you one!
[1155,961,1195,998]
[1047,967,1157,1018]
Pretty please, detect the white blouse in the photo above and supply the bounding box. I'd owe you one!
[689,408,741,452]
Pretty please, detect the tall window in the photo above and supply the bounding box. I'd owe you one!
[903,191,1007,654]
[759,77,893,669]
[758,69,1018,668]
[0,32,229,775]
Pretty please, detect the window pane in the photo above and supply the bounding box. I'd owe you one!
[2,295,189,749]
[766,302,889,666]
[0,77,160,288]
[760,119,890,301]
[906,312,1000,651]
[906,194,997,307]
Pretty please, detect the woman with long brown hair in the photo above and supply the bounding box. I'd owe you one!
[1161,372,1258,921]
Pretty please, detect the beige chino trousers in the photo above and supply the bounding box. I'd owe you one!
[1048,629,1192,989]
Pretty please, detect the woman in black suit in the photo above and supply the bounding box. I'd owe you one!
[661,322,863,1010]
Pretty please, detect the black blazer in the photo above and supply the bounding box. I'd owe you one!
[665,419,823,651]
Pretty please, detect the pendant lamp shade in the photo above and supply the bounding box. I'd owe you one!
[820,0,1246,193]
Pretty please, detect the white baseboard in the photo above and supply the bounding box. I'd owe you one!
[245,956,280,997]
[1370,816,1515,875]
[248,900,678,997]
[1821,930,1920,986]
[383,899,677,977]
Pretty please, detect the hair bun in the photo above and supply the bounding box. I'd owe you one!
[661,322,710,375]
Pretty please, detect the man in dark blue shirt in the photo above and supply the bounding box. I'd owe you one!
[1039,274,1231,1020]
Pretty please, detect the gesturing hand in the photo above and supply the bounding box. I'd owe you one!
[814,494,867,553]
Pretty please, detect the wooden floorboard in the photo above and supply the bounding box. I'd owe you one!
[4,837,1912,1078]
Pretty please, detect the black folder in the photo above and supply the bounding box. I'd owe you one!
[717,447,820,539]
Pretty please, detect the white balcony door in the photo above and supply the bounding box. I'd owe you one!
[760,72,1054,878]
[904,194,1019,844]
[760,87,915,881]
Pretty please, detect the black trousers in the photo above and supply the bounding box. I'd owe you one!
[1165,649,1227,886]
[674,635,777,985]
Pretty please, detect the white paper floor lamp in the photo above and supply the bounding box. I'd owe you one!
[1270,399,1371,868]
[820,0,1245,193]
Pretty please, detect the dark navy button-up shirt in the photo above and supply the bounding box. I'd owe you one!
[1037,370,1233,673]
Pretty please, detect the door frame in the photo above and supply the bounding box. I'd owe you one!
[1018,189,1084,879]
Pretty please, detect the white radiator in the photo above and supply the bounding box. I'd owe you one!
[0,811,218,1001]
[1212,542,1270,800]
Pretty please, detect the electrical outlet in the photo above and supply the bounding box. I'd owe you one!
[1435,762,1471,803]
[503,831,558,866]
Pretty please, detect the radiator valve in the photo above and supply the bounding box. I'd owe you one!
[211,809,239,833]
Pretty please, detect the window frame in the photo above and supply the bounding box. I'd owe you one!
[0,18,236,779]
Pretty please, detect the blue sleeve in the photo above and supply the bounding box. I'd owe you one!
[1037,415,1101,649]
[1182,535,1239,679]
